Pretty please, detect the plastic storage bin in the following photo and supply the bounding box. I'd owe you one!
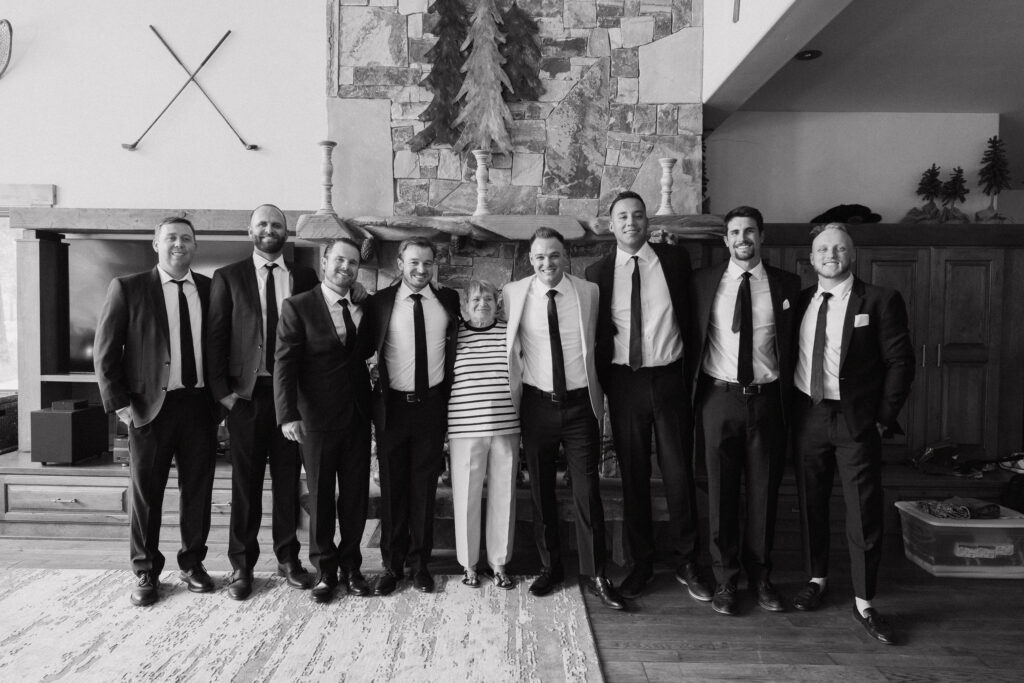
[895,501,1024,578]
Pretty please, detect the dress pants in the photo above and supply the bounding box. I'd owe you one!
[301,416,372,576]
[449,433,520,571]
[226,380,302,572]
[128,389,217,576]
[377,391,448,574]
[521,388,607,577]
[606,361,699,571]
[794,395,884,600]
[698,377,784,586]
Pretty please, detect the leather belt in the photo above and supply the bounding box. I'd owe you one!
[389,385,444,403]
[703,374,777,396]
[523,384,589,404]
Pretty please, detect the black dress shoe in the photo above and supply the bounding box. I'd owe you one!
[675,563,713,602]
[793,582,825,611]
[130,572,159,607]
[585,577,626,611]
[277,561,314,590]
[712,583,738,616]
[373,571,400,596]
[412,569,434,593]
[618,568,653,600]
[227,570,253,601]
[756,579,785,612]
[341,569,371,597]
[528,568,564,597]
[179,564,215,593]
[854,607,897,645]
[311,572,339,604]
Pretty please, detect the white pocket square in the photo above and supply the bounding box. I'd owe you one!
[855,313,870,327]
[782,299,790,310]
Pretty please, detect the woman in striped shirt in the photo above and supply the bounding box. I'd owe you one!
[448,279,520,590]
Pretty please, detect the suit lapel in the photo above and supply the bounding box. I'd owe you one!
[840,278,864,370]
[148,267,171,350]
[376,285,398,352]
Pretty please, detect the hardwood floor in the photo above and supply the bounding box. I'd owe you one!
[3,533,1022,683]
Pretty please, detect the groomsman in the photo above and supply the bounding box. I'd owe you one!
[585,191,711,602]
[275,238,376,604]
[792,223,914,644]
[689,206,800,616]
[94,217,218,606]
[207,204,318,600]
[505,227,625,610]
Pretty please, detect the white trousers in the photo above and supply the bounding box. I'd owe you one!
[449,433,520,571]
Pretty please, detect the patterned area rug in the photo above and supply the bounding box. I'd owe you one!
[0,569,603,682]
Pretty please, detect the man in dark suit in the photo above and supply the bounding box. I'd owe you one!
[274,237,375,604]
[207,204,319,600]
[94,216,218,607]
[690,205,800,616]
[366,237,461,596]
[791,223,914,645]
[584,191,711,603]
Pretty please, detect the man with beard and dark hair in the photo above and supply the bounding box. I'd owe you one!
[207,204,319,600]
[689,205,801,616]
[791,223,914,645]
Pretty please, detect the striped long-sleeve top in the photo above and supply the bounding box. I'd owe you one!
[447,319,520,438]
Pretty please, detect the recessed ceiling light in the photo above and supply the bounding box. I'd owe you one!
[795,50,822,61]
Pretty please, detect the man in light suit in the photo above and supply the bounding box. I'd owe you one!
[94,216,218,607]
[207,204,319,600]
[690,206,801,616]
[791,223,914,645]
[275,238,376,604]
[585,191,711,602]
[505,226,625,610]
[366,237,461,596]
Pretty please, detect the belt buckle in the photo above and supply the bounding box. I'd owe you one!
[404,392,420,403]
[742,384,760,396]
[549,391,562,404]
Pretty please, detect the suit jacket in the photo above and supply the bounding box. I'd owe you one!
[207,256,318,402]
[689,260,802,423]
[504,273,604,422]
[365,282,461,432]
[795,276,915,436]
[94,267,214,428]
[585,242,692,388]
[273,286,375,431]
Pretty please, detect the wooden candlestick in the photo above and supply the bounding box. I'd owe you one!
[656,157,677,216]
[473,150,492,216]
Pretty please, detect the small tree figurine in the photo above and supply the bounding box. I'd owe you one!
[901,163,943,223]
[408,0,470,152]
[500,1,544,102]
[976,136,1012,222]
[452,0,514,155]
[940,166,970,223]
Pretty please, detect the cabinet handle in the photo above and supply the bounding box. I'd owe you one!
[51,497,80,503]
[920,344,926,368]
[936,343,943,368]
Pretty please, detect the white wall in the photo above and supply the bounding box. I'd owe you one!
[0,1,325,211]
[703,0,793,101]
[706,111,999,222]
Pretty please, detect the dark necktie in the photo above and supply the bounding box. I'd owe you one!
[339,298,357,350]
[265,263,278,373]
[629,255,643,371]
[411,293,428,398]
[547,289,567,398]
[733,271,753,386]
[173,279,197,388]
[810,291,833,404]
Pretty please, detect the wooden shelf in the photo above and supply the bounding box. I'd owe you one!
[41,374,97,384]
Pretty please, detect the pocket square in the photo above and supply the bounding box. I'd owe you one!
[782,299,790,310]
[855,313,870,327]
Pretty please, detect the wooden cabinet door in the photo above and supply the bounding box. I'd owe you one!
[855,247,930,456]
[926,248,1005,454]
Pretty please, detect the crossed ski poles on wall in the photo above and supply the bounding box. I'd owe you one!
[123,26,257,151]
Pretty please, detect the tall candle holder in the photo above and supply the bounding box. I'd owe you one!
[656,157,677,216]
[472,150,492,216]
[296,140,373,260]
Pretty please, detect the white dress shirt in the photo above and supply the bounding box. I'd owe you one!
[610,243,684,367]
[518,276,588,392]
[702,260,779,384]
[253,252,291,376]
[795,274,855,400]
[320,282,363,345]
[383,282,449,391]
[157,266,204,389]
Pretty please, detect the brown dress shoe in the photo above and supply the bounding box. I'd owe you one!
[793,582,825,611]
[675,563,713,602]
[179,564,215,593]
[756,579,785,612]
[712,583,738,616]
[854,607,897,645]
[277,562,314,590]
[227,570,253,601]
[130,572,159,607]
[585,576,626,610]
